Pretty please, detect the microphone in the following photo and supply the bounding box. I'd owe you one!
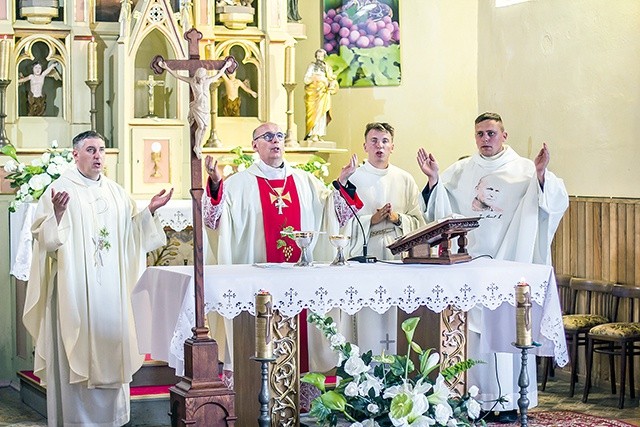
[333,181,377,263]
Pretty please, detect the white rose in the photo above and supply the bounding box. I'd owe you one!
[23,194,34,203]
[3,159,17,173]
[28,175,45,191]
[53,154,69,165]
[313,161,321,168]
[41,152,51,164]
[434,403,453,425]
[237,163,246,172]
[447,420,457,427]
[349,344,360,357]
[20,183,30,193]
[47,163,60,176]
[330,333,345,348]
[344,354,369,376]
[17,163,25,172]
[349,423,363,427]
[467,398,481,420]
[50,139,58,148]
[359,374,382,397]
[31,158,43,167]
[344,381,359,397]
[367,403,379,414]
[222,165,233,177]
[468,385,479,398]
[321,165,329,176]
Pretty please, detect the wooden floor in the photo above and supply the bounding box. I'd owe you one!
[1,372,639,426]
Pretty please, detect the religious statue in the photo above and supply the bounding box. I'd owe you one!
[303,49,338,142]
[136,75,165,118]
[220,70,257,117]
[118,0,132,39]
[287,0,301,22]
[18,61,60,116]
[179,0,194,30]
[159,58,233,159]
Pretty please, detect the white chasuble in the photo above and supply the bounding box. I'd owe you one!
[342,161,425,355]
[203,160,347,372]
[23,168,166,426]
[425,146,568,411]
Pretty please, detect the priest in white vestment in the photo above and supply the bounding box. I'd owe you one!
[202,122,360,373]
[23,131,173,427]
[339,122,425,355]
[417,112,568,422]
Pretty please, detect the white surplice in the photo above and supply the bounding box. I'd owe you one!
[342,161,425,355]
[23,168,166,427]
[424,146,569,411]
[203,160,346,372]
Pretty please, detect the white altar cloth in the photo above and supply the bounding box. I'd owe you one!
[131,258,568,377]
[9,199,196,281]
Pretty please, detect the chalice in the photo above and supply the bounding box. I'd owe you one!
[289,231,315,267]
[329,234,350,266]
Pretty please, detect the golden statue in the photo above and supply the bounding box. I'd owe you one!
[303,49,338,142]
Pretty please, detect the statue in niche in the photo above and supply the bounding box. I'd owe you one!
[220,70,257,117]
[304,49,338,142]
[217,0,254,6]
[18,61,60,116]
[288,0,301,22]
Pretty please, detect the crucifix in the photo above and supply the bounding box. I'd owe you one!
[151,28,237,426]
[136,75,164,118]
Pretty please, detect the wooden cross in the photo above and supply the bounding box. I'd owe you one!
[150,28,237,340]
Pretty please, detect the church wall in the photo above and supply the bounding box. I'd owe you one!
[477,0,640,198]
[295,0,479,181]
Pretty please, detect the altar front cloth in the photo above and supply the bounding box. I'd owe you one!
[132,258,568,377]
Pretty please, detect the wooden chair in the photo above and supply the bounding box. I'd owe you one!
[561,278,615,397]
[540,274,572,391]
[583,284,640,409]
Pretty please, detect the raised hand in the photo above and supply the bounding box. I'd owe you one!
[51,188,70,224]
[534,143,550,187]
[416,148,439,188]
[205,155,222,184]
[148,188,174,215]
[338,153,358,186]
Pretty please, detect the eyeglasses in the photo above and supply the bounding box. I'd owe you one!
[253,131,285,142]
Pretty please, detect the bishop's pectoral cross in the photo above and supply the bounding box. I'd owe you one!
[150,28,237,339]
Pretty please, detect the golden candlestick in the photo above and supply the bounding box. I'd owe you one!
[255,291,273,359]
[282,82,298,147]
[515,277,533,346]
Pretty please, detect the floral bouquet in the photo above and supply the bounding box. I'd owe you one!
[1,141,75,212]
[303,313,484,427]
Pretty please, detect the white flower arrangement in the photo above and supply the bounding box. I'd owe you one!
[303,313,485,427]
[1,141,75,212]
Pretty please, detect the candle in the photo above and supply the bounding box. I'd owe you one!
[0,36,10,81]
[87,37,98,82]
[515,277,533,346]
[284,45,294,83]
[255,291,273,359]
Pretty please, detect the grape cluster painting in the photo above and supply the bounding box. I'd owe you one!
[322,0,400,87]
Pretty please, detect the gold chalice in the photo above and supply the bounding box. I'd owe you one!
[329,234,350,266]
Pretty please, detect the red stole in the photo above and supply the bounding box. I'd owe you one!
[256,176,302,263]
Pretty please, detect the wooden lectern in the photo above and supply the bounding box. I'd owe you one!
[388,217,480,264]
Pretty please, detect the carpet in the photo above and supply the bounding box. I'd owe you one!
[487,411,636,427]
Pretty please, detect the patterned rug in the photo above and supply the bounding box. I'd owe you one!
[487,411,636,427]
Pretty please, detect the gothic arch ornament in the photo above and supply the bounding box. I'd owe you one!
[14,35,69,120]
[213,39,264,120]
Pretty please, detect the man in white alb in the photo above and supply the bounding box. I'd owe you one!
[340,122,425,354]
[23,131,173,426]
[417,112,568,423]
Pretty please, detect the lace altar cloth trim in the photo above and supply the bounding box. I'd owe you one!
[131,258,569,377]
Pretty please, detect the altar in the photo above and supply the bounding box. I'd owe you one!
[132,258,568,426]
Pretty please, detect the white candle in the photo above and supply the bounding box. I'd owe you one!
[255,291,273,359]
[205,42,215,61]
[515,277,532,346]
[284,45,294,83]
[0,36,10,80]
[87,37,98,82]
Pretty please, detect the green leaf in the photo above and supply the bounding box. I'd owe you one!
[0,144,18,161]
[320,390,347,411]
[410,341,423,355]
[301,372,326,393]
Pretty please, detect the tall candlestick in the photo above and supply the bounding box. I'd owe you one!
[515,277,532,346]
[0,36,10,81]
[255,291,273,359]
[87,37,98,82]
[284,45,294,83]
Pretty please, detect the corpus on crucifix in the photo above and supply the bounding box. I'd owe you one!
[136,74,164,118]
